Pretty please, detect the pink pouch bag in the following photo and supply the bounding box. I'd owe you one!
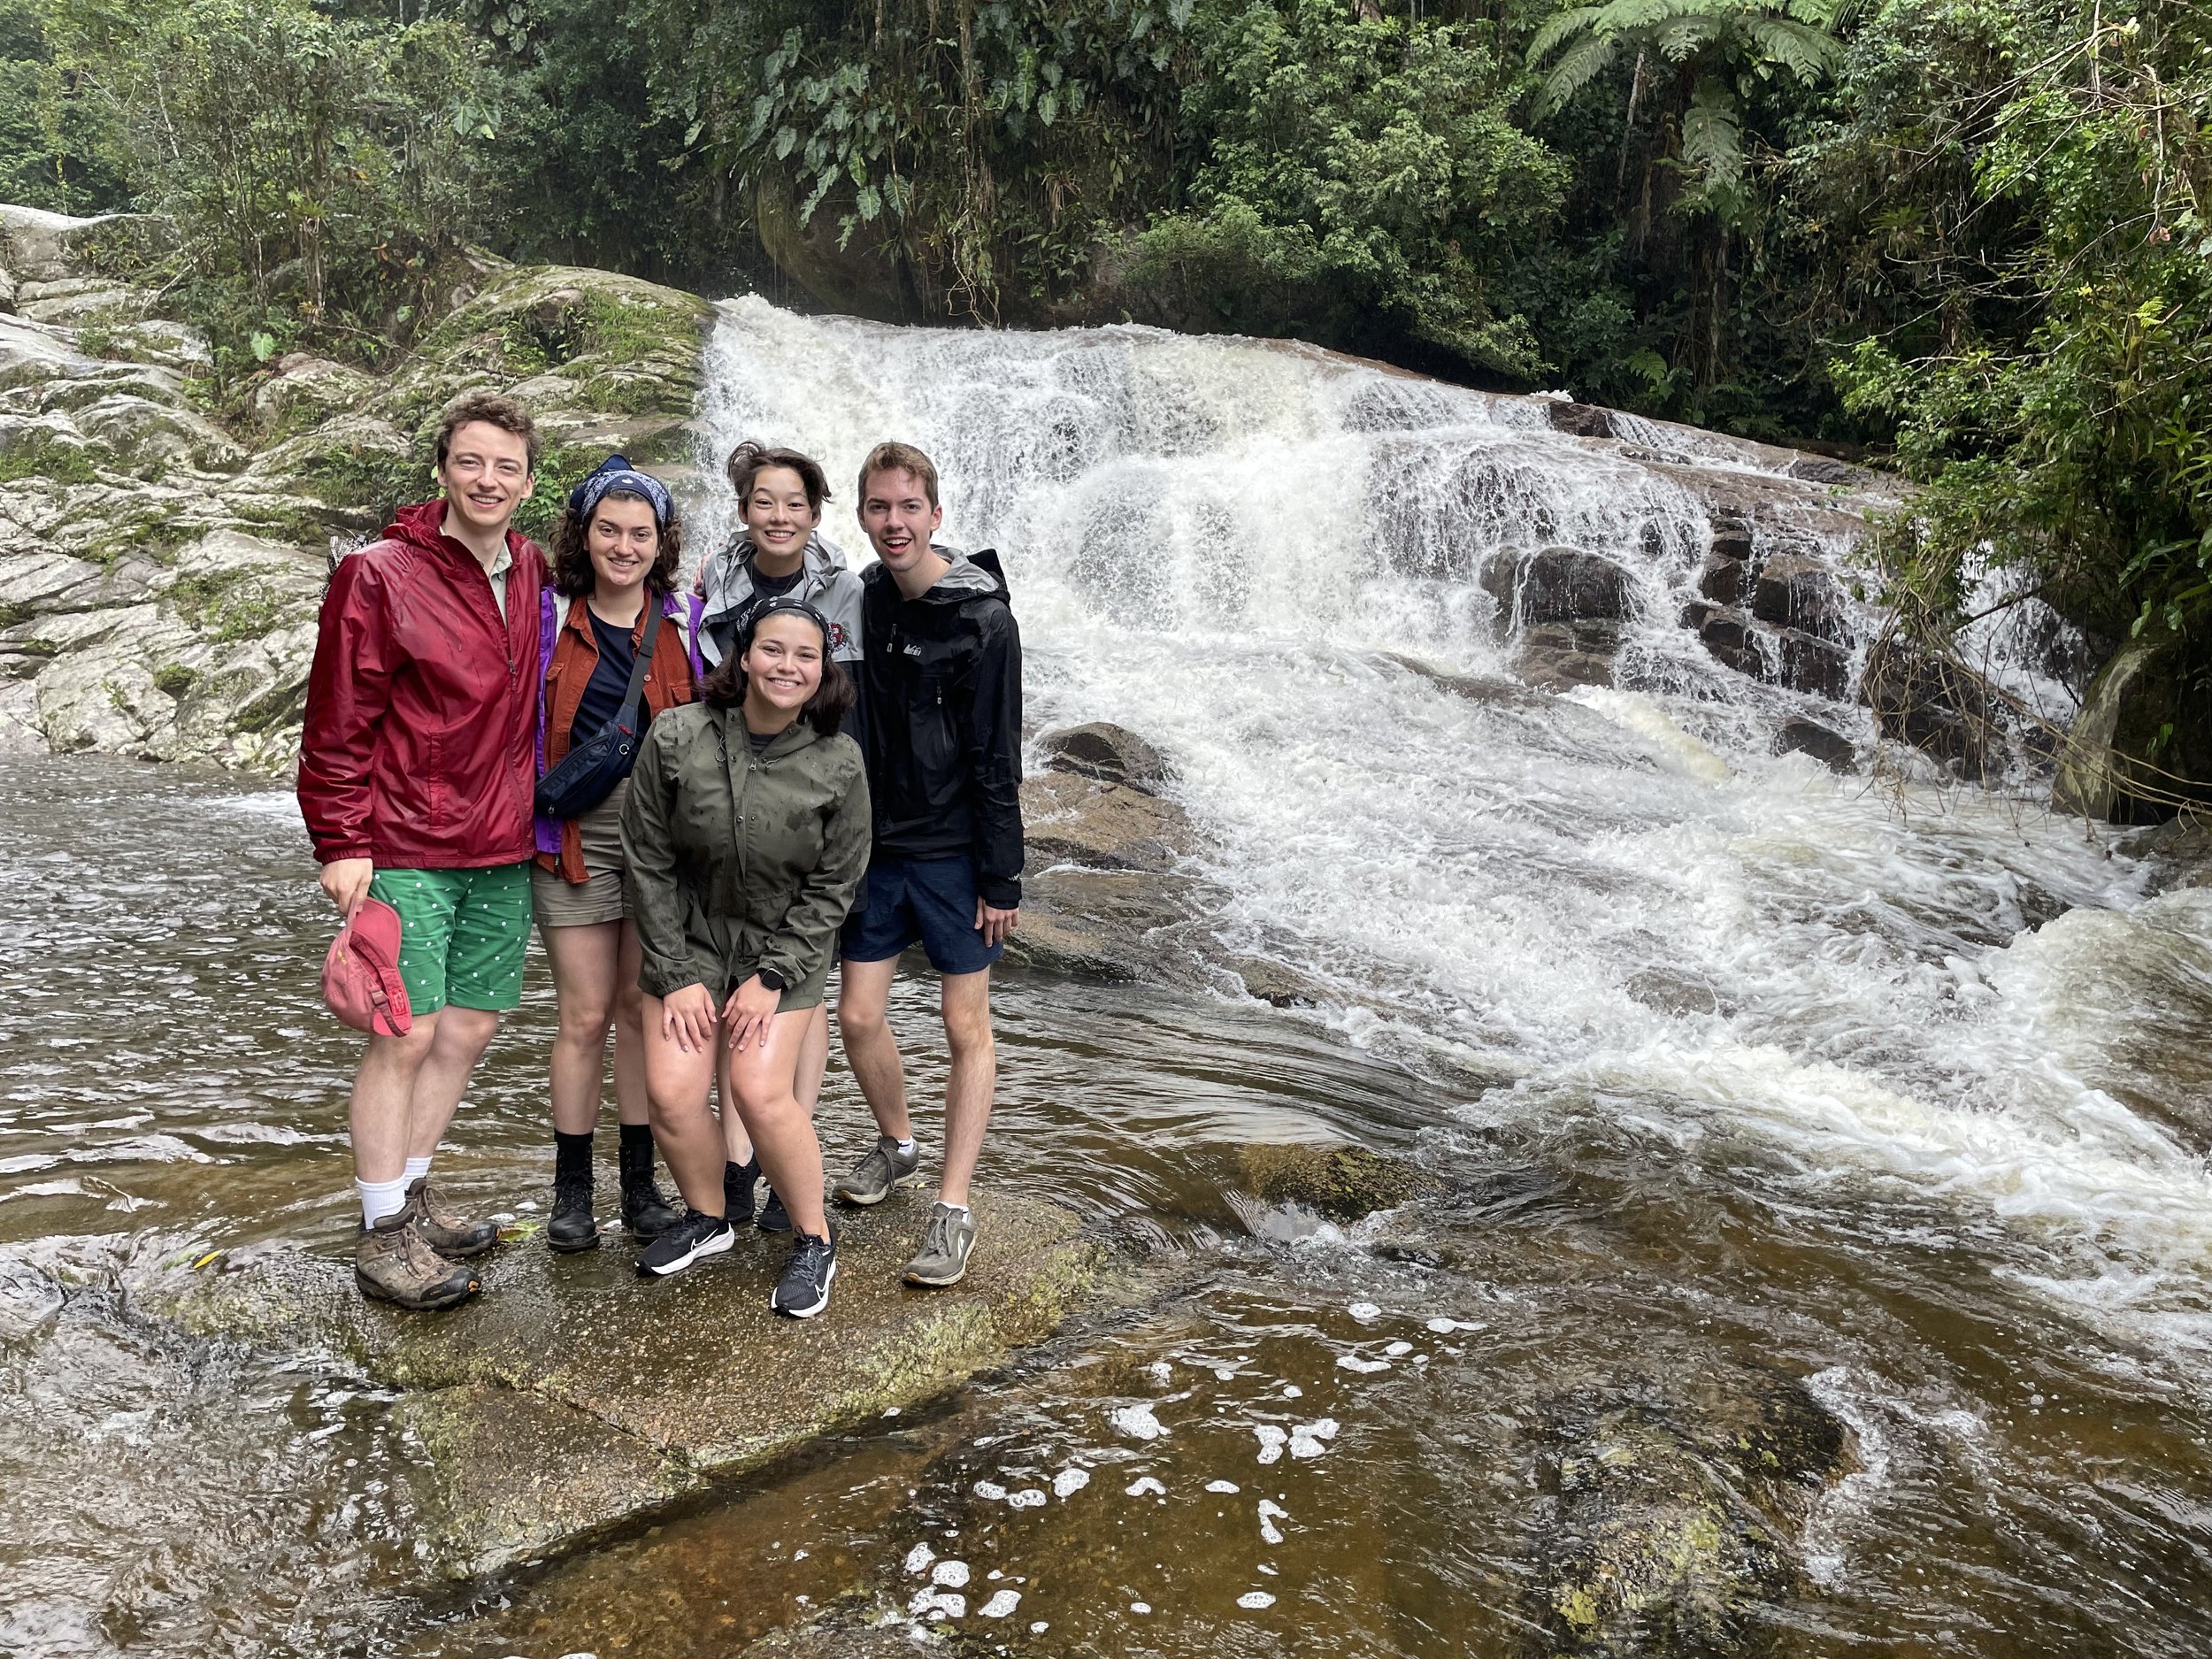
[323,897,412,1037]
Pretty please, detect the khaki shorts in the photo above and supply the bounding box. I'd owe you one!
[531,864,627,928]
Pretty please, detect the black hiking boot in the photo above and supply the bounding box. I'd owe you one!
[618,1124,680,1240]
[547,1173,597,1253]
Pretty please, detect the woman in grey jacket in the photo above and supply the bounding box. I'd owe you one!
[695,441,866,1235]
[621,598,871,1316]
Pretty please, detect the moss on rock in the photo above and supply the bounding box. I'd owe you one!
[1235,1141,1442,1221]
[144,1189,1105,1579]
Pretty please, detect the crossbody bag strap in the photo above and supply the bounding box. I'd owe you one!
[613,600,662,727]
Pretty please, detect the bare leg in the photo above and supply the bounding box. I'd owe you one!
[611,921,650,1127]
[403,1005,500,1162]
[730,1009,829,1238]
[837,955,910,1141]
[718,1045,756,1166]
[541,920,621,1135]
[349,1018,440,1185]
[641,993,724,1213]
[937,970,995,1208]
[795,1002,830,1114]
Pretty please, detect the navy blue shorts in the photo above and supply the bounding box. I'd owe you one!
[840,854,1003,976]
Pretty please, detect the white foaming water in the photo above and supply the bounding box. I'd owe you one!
[697,299,2210,1357]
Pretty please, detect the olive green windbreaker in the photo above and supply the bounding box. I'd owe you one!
[620,703,871,1008]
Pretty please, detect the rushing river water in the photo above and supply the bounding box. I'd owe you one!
[7,305,2212,1656]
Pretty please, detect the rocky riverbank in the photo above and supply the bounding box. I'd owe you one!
[0,204,710,767]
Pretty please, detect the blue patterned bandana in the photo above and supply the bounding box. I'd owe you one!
[569,453,674,528]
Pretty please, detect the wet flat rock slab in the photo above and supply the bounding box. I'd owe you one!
[142,1191,1102,1578]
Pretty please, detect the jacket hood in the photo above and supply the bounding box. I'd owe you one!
[384,497,534,564]
[702,530,851,612]
[874,543,1009,606]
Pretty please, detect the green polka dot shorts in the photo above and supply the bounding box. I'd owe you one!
[367,863,533,1015]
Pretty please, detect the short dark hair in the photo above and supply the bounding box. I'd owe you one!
[435,391,541,472]
[726,440,831,514]
[550,490,683,597]
[856,440,939,508]
[703,608,855,736]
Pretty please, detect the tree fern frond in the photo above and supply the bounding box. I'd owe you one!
[1589,0,1685,34]
[1682,87,1744,183]
[1536,33,1620,115]
[1654,12,1724,59]
[1747,15,1845,81]
[1526,6,1606,68]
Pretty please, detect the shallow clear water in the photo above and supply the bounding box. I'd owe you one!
[6,304,2212,1656]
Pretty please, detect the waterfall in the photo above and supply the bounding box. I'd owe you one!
[697,299,2212,1363]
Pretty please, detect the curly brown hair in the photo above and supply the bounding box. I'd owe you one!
[550,488,684,596]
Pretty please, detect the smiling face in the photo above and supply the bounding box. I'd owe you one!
[586,493,660,596]
[857,465,944,575]
[741,611,826,725]
[438,420,534,538]
[741,464,820,569]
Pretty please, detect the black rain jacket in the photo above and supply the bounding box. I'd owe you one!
[855,547,1025,908]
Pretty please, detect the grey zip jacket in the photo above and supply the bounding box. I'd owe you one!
[621,702,871,1010]
[695,531,865,669]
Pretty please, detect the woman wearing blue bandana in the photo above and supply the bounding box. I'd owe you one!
[531,454,704,1255]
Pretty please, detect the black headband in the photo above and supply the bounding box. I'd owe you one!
[741,594,833,649]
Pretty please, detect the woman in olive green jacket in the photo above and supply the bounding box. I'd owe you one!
[621,597,870,1315]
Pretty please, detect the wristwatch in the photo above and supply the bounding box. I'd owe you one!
[756,967,789,994]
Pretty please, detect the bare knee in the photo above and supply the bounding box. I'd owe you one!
[613,983,646,1035]
[943,1006,995,1059]
[432,1005,500,1064]
[839,999,889,1044]
[557,995,616,1044]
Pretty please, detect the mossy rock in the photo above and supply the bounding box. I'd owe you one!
[1529,1373,1855,1658]
[144,1188,1106,1578]
[1235,1141,1442,1221]
[414,265,712,388]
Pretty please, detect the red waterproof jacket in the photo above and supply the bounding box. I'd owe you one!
[297,499,548,869]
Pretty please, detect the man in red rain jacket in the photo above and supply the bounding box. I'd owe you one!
[297,392,547,1310]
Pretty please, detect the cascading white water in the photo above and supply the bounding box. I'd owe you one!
[698,298,2212,1365]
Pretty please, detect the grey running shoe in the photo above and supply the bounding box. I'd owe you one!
[833,1134,920,1207]
[903,1202,977,1287]
[356,1214,479,1310]
[403,1177,498,1258]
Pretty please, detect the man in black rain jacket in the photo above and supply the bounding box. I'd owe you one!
[833,441,1024,1289]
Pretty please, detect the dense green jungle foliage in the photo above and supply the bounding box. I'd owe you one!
[4,0,2208,778]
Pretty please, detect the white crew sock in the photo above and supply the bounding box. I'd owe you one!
[403,1156,432,1185]
[895,1138,916,1157]
[357,1175,410,1228]
[939,1201,971,1216]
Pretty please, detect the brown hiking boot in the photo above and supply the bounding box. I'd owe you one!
[355,1213,480,1310]
[402,1176,498,1258]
